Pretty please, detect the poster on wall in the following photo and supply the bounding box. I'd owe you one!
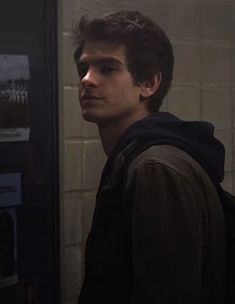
[0,54,30,142]
[0,173,21,208]
[0,208,18,287]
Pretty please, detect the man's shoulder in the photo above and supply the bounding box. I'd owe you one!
[128,144,198,174]
[126,144,215,191]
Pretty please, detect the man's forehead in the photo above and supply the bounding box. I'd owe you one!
[79,41,127,63]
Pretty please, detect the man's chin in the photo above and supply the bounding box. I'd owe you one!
[82,112,100,124]
[82,112,112,128]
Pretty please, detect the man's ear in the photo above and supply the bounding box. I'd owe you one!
[140,72,162,99]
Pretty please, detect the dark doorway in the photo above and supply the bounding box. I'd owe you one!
[0,0,60,303]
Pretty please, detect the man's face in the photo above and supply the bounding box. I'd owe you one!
[77,41,150,128]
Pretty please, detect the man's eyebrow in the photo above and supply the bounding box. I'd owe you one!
[77,57,124,66]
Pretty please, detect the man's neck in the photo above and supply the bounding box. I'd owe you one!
[98,113,150,156]
[98,124,125,157]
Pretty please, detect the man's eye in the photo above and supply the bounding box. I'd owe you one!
[100,66,116,74]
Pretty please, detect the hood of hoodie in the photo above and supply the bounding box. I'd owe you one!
[102,112,225,185]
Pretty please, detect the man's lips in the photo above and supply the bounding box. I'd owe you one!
[80,95,103,102]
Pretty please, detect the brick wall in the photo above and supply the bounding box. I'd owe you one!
[59,1,235,303]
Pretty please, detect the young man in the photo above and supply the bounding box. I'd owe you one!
[73,11,226,304]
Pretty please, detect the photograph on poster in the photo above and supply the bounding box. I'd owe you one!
[0,54,30,142]
[0,208,18,287]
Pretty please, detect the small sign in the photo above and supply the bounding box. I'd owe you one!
[0,128,30,142]
[0,54,30,142]
[0,173,21,208]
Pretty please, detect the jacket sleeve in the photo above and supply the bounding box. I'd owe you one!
[126,160,207,304]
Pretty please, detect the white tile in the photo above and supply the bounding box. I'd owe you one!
[202,44,231,86]
[62,0,79,30]
[64,246,82,300]
[173,42,200,86]
[233,89,235,129]
[202,89,231,129]
[202,3,231,42]
[232,172,235,196]
[202,0,232,3]
[64,193,83,245]
[64,141,82,191]
[156,3,200,41]
[64,87,82,138]
[83,121,99,138]
[232,48,235,87]
[168,88,201,120]
[232,6,235,45]
[63,33,79,85]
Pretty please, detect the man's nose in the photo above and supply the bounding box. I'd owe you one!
[81,68,98,87]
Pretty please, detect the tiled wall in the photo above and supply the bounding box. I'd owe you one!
[59,0,235,303]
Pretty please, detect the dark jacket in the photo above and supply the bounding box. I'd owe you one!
[78,112,227,304]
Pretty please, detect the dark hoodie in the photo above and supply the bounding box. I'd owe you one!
[101,111,225,188]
